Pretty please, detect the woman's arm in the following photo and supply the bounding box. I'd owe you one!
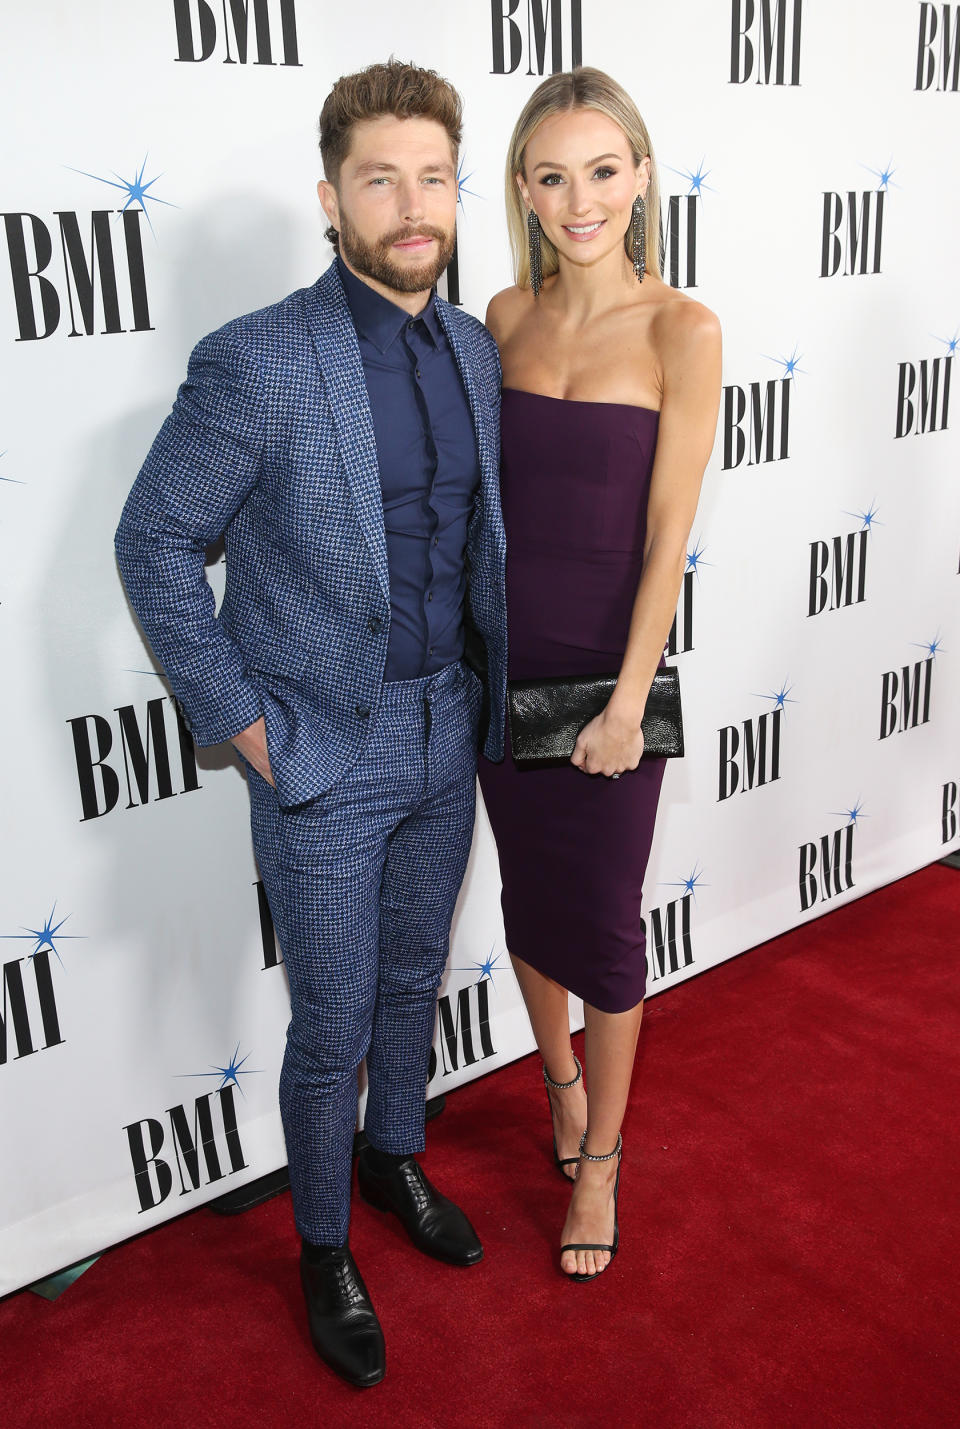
[572,300,722,777]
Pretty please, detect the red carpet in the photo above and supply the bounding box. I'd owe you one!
[4,863,959,1428]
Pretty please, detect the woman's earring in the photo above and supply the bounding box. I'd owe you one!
[631,195,646,283]
[527,207,543,297]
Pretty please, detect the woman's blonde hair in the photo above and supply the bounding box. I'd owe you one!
[505,67,662,289]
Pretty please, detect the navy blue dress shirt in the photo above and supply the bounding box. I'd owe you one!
[337,258,481,681]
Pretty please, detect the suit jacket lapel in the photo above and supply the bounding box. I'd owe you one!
[435,300,497,519]
[304,264,390,601]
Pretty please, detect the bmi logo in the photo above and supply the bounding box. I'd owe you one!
[643,865,706,985]
[124,1045,259,1212]
[879,638,942,739]
[67,692,202,821]
[808,502,878,617]
[799,802,861,911]
[722,346,799,469]
[820,163,894,278]
[428,948,503,1081]
[1,904,81,1065]
[491,0,583,75]
[730,0,803,86]
[895,335,953,437]
[3,158,171,341]
[666,537,709,657]
[173,0,301,66]
[659,160,713,290]
[915,5,960,90]
[718,680,793,801]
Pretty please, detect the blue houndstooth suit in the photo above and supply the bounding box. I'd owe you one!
[116,261,506,1244]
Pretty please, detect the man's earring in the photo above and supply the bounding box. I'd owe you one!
[631,195,646,283]
[527,207,543,297]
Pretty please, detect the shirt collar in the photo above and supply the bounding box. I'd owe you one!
[337,256,442,354]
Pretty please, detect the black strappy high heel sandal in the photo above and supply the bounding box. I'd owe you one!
[560,1132,622,1283]
[543,1055,584,1181]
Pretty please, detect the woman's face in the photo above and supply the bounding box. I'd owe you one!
[518,107,649,273]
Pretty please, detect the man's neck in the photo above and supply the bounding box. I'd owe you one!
[338,252,432,317]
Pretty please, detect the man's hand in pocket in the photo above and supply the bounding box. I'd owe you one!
[231,717,274,786]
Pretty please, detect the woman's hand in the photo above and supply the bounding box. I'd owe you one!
[571,703,645,778]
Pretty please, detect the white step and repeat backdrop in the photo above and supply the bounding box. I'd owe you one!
[1,2,957,1295]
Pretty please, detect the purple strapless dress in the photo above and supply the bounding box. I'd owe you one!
[477,389,667,1013]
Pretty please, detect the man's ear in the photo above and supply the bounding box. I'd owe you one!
[317,179,340,232]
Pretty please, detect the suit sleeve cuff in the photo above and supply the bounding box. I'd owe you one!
[177,680,263,748]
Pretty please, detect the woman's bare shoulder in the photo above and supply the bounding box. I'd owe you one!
[650,287,721,356]
[485,284,534,345]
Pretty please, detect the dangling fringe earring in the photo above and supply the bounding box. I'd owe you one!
[528,207,543,297]
[631,195,646,283]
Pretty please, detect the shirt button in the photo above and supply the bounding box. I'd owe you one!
[427,591,433,602]
[355,703,370,720]
[429,646,435,655]
[433,536,439,546]
[415,368,422,379]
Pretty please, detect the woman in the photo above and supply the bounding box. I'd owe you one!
[478,68,721,1282]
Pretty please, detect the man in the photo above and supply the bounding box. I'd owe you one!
[115,61,506,1389]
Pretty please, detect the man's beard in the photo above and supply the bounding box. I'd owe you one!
[338,212,456,294]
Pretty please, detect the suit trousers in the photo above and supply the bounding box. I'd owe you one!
[246,660,481,1246]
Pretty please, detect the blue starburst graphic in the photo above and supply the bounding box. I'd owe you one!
[453,944,503,983]
[910,634,944,660]
[842,500,882,533]
[763,345,806,382]
[753,679,797,712]
[178,1042,262,1097]
[1,903,85,965]
[861,158,898,192]
[457,157,482,210]
[663,158,715,201]
[473,948,502,982]
[829,799,867,828]
[66,155,177,237]
[934,329,959,357]
[661,863,708,900]
[685,535,712,580]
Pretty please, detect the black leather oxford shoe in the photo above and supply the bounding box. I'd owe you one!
[299,1244,385,1388]
[357,1151,484,1267]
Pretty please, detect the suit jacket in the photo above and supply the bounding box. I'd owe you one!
[115,262,507,808]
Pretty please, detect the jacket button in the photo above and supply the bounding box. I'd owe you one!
[356,703,370,720]
[368,615,382,634]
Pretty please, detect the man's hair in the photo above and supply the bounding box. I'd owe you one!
[319,59,463,250]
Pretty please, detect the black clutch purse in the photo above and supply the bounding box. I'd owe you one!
[507,666,683,765]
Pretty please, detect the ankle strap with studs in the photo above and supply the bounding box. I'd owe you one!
[578,1131,622,1162]
[543,1053,583,1091]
